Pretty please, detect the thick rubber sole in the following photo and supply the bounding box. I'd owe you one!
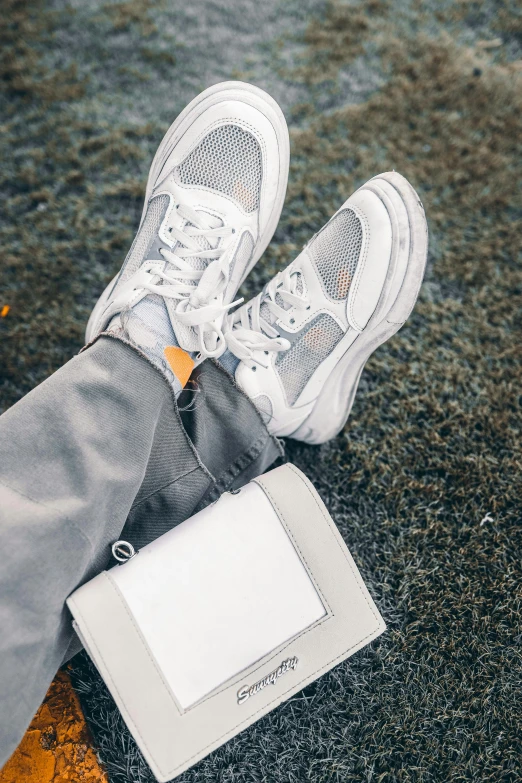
[290,171,428,445]
[86,81,290,343]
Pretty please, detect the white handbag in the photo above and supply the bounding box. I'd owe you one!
[67,463,385,782]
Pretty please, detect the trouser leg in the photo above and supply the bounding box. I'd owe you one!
[0,337,281,765]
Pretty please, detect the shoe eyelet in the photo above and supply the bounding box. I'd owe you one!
[290,318,295,325]
[264,351,269,355]
[252,366,257,372]
[306,306,311,310]
[232,228,236,234]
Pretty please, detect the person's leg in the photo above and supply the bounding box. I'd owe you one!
[0,336,281,766]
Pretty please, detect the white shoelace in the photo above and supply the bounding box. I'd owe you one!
[135,202,242,358]
[225,266,310,369]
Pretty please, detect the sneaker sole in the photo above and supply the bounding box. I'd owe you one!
[290,171,428,445]
[86,81,290,343]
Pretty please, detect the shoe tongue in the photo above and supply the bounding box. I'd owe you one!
[258,271,303,334]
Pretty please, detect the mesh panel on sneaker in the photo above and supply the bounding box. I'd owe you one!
[259,272,303,326]
[259,301,271,323]
[253,394,273,424]
[275,314,343,405]
[229,230,254,280]
[174,125,262,213]
[308,208,363,300]
[120,194,170,285]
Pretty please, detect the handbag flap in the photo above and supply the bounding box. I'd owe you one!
[107,481,326,710]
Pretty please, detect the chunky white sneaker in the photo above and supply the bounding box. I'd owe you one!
[222,172,428,444]
[86,81,289,392]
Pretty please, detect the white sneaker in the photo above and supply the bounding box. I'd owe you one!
[222,172,428,444]
[86,81,289,392]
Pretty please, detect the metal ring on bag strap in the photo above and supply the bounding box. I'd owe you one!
[111,540,137,563]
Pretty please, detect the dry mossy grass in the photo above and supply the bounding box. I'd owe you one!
[1,1,522,781]
[278,5,522,781]
[0,0,163,405]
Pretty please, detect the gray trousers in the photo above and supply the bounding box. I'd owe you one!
[0,337,282,767]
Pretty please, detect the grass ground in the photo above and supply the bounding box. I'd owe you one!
[1,1,521,781]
